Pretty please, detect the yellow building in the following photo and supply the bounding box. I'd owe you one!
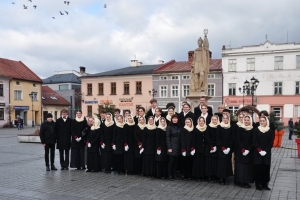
[0,58,43,126]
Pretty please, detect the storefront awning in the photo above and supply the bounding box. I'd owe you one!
[14,106,29,110]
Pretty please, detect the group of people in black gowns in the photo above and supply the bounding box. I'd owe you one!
[40,98,275,191]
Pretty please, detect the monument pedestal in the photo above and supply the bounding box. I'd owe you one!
[187,91,211,111]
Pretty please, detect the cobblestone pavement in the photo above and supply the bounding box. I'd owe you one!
[0,127,299,200]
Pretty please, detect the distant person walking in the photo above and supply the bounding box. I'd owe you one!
[288,118,294,140]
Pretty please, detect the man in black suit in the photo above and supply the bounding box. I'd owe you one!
[99,111,106,127]
[146,99,157,118]
[179,103,197,128]
[194,97,213,119]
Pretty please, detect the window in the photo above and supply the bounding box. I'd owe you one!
[297,55,300,69]
[228,83,236,95]
[208,84,215,96]
[171,85,178,97]
[208,74,215,79]
[71,84,80,90]
[124,82,129,94]
[111,82,116,95]
[228,59,237,72]
[295,106,300,117]
[136,81,142,94]
[59,84,69,90]
[160,86,167,97]
[274,56,283,70]
[160,76,167,80]
[183,85,190,97]
[87,83,92,95]
[0,108,3,120]
[87,105,92,116]
[14,90,22,100]
[171,76,178,80]
[54,111,57,120]
[228,106,239,115]
[182,75,190,80]
[0,84,3,96]
[272,107,282,119]
[247,58,255,71]
[30,92,38,100]
[98,83,104,95]
[274,82,282,95]
[296,82,300,94]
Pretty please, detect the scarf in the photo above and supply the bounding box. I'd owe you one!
[116,121,125,128]
[91,118,100,130]
[241,116,253,130]
[138,123,146,130]
[184,125,194,132]
[146,123,157,130]
[196,124,207,132]
[158,124,167,131]
[236,121,243,127]
[126,120,135,126]
[166,114,171,121]
[220,121,231,129]
[105,119,114,127]
[258,117,270,133]
[209,116,220,128]
[75,116,84,122]
[201,113,208,119]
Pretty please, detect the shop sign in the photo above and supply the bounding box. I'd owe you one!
[225,98,252,104]
[119,97,133,102]
[84,100,98,104]
[14,106,29,110]
[119,102,134,106]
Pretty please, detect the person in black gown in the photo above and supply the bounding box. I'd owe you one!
[154,108,162,126]
[133,117,146,174]
[112,115,125,174]
[124,115,135,175]
[253,116,274,190]
[155,117,168,179]
[192,117,207,182]
[86,118,101,172]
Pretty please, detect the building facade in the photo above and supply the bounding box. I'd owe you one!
[222,41,300,124]
[0,76,10,126]
[79,61,162,117]
[153,58,223,113]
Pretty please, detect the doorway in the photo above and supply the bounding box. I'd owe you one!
[24,111,27,126]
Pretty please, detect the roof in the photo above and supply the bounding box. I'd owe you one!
[80,64,162,78]
[43,73,81,84]
[0,57,42,82]
[42,86,71,106]
[154,59,222,73]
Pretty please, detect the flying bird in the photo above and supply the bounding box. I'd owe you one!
[23,5,28,9]
[60,11,64,15]
[52,17,55,19]
[104,4,107,8]
[33,5,37,9]
[64,1,70,5]
[12,2,15,4]
[65,11,69,15]
[28,0,32,2]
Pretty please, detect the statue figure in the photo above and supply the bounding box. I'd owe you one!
[190,33,210,93]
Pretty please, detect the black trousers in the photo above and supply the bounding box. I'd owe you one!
[168,156,179,177]
[59,149,70,167]
[45,144,55,167]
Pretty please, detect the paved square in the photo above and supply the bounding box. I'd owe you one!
[0,127,299,199]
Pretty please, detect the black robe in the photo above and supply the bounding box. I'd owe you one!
[179,111,197,128]
[142,127,156,176]
[192,127,206,178]
[124,124,135,172]
[252,128,274,165]
[112,125,124,155]
[194,105,213,120]
[100,123,114,170]
[56,117,72,150]
[155,128,167,162]
[86,128,101,171]
[204,125,218,177]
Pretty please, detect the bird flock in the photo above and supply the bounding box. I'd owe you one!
[11,1,107,19]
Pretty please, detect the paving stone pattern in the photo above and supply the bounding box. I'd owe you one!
[0,127,299,200]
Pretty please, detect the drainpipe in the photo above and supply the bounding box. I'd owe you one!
[221,71,224,104]
[178,74,181,113]
[8,77,12,124]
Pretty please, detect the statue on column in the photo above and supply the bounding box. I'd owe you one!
[190,29,210,94]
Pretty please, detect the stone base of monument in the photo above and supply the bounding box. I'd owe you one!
[17,134,41,143]
[187,91,211,111]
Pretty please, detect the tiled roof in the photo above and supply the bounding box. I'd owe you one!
[154,59,222,73]
[42,86,71,106]
[0,57,42,82]
[43,73,81,84]
[80,64,162,78]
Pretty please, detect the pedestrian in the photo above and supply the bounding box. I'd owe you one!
[192,117,206,182]
[100,113,115,173]
[123,115,135,175]
[20,117,24,129]
[70,110,88,170]
[56,109,72,170]
[288,118,294,140]
[166,114,181,181]
[112,115,125,174]
[17,116,21,130]
[180,118,194,180]
[141,116,156,177]
[86,117,101,172]
[235,115,254,188]
[252,116,274,190]
[133,116,146,175]
[40,113,58,171]
[216,114,233,185]
[155,117,168,179]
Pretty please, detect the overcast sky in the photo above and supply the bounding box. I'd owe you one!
[0,0,299,78]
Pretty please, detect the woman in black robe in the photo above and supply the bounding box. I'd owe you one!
[123,115,135,175]
[112,115,125,174]
[180,117,194,180]
[154,108,162,126]
[155,117,168,179]
[133,117,146,175]
[86,118,101,172]
[70,110,88,170]
[166,106,175,125]
[252,116,274,190]
[216,114,233,185]
[141,116,156,177]
[204,115,219,183]
[192,117,206,182]
[236,115,254,188]
[100,113,114,173]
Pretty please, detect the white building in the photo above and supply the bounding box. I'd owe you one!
[222,41,300,124]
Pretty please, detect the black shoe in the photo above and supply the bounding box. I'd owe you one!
[242,183,251,188]
[51,165,57,170]
[255,182,263,190]
[262,183,271,190]
[65,167,69,170]
[61,167,65,170]
[46,166,50,171]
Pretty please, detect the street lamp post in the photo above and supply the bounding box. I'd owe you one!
[238,85,247,107]
[148,89,157,99]
[239,77,259,116]
[29,92,35,127]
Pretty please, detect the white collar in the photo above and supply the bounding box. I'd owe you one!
[201,113,208,118]
[154,116,161,122]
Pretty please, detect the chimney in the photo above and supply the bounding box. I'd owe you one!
[188,51,194,64]
[79,66,86,74]
[138,62,143,66]
[158,60,164,64]
[222,45,226,50]
[130,60,138,67]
